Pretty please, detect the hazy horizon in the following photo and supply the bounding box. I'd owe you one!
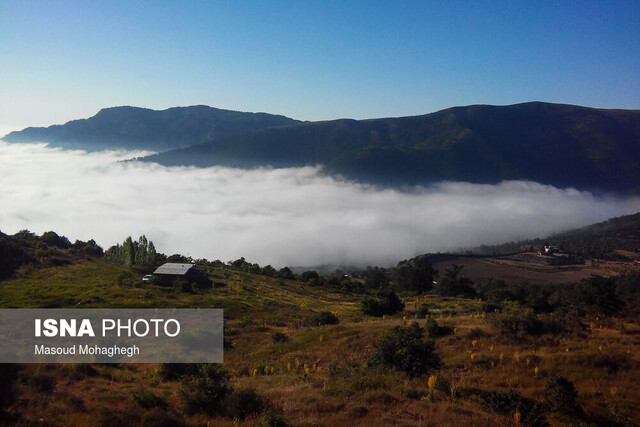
[1,141,638,268]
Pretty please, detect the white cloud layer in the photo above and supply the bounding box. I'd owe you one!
[1,141,639,267]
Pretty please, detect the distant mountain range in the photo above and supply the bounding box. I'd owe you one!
[4,102,640,193]
[142,102,640,193]
[2,105,300,152]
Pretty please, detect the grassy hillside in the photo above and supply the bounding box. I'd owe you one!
[144,102,640,193]
[2,257,639,426]
[2,105,300,152]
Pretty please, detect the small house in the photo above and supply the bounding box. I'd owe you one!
[153,262,194,277]
[151,263,212,289]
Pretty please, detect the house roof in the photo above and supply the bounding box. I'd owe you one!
[153,263,194,276]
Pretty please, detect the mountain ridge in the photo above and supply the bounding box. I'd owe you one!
[2,105,300,152]
[142,102,640,193]
[4,101,640,193]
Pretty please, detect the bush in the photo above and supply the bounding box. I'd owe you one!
[416,303,430,318]
[271,331,289,343]
[493,302,545,342]
[69,363,98,380]
[305,311,339,326]
[478,388,548,426]
[425,317,451,338]
[405,388,426,400]
[592,353,632,374]
[239,315,254,328]
[179,364,233,415]
[544,374,583,416]
[140,408,183,427]
[158,363,201,381]
[133,389,167,409]
[368,322,440,377]
[225,388,270,419]
[360,291,405,317]
[0,364,20,413]
[175,278,194,293]
[41,230,72,249]
[258,410,292,427]
[348,405,369,418]
[28,372,56,393]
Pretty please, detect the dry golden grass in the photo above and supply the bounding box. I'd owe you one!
[3,261,640,426]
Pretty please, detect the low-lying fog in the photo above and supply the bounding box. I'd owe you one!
[1,141,638,267]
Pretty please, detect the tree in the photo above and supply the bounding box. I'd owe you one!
[301,270,320,282]
[394,256,437,293]
[135,235,148,266]
[179,364,232,416]
[147,240,157,266]
[278,267,295,280]
[40,231,71,249]
[544,374,583,416]
[368,322,440,377]
[433,265,476,297]
[361,290,405,317]
[105,235,159,269]
[122,236,134,269]
[363,266,390,290]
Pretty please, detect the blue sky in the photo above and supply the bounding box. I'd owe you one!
[1,1,639,130]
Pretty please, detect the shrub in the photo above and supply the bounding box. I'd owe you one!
[493,302,545,342]
[360,291,405,317]
[239,315,254,328]
[368,322,440,377]
[133,389,167,409]
[0,364,20,413]
[544,374,583,416]
[70,363,98,380]
[364,391,398,404]
[225,388,270,419]
[405,388,426,400]
[258,410,292,427]
[140,408,183,427]
[416,303,430,318]
[175,278,194,293]
[271,331,289,343]
[592,353,632,374]
[478,388,548,426]
[41,230,72,249]
[97,407,140,427]
[179,364,233,415]
[28,372,56,393]
[425,317,451,338]
[348,405,369,418]
[305,311,339,326]
[158,363,200,381]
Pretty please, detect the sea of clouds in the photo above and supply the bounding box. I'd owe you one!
[1,141,639,267]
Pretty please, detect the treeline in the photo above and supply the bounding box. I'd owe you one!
[310,255,640,321]
[476,273,640,319]
[0,229,103,280]
[105,235,158,269]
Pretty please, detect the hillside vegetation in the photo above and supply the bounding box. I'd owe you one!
[144,102,640,193]
[1,227,640,425]
[471,211,640,259]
